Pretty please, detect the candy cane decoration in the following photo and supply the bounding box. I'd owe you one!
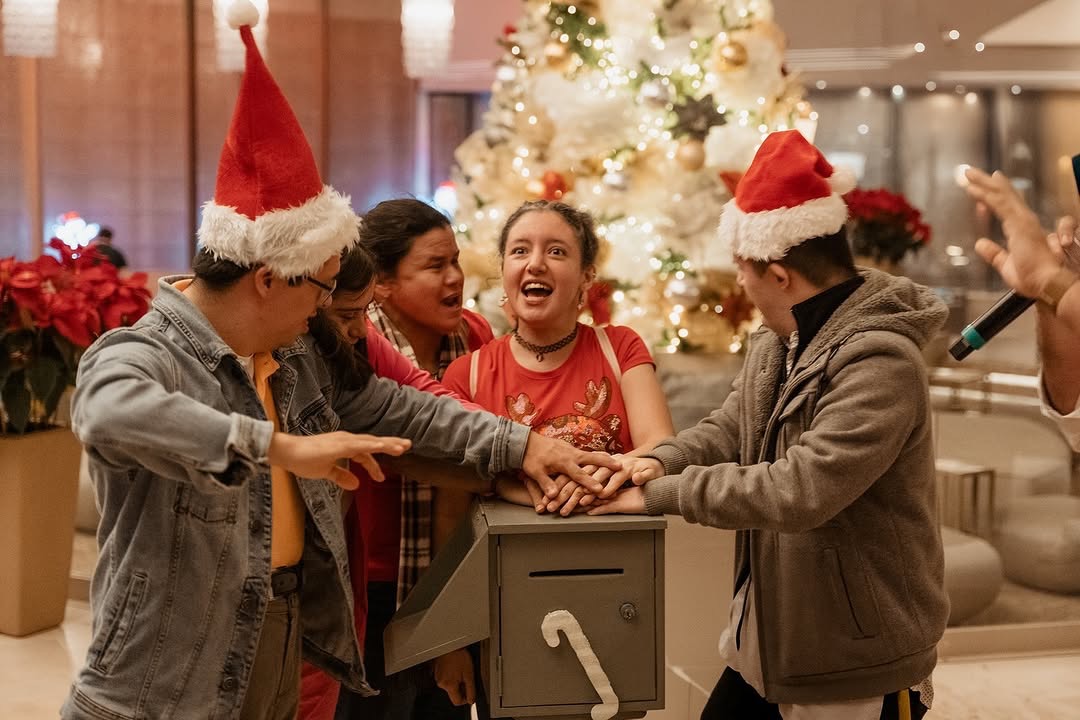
[541,609,620,720]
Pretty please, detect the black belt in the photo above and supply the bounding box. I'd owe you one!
[270,564,303,598]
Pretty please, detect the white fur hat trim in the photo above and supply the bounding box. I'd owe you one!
[720,193,848,262]
[198,185,359,278]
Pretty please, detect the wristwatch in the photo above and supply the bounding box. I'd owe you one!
[1038,266,1080,312]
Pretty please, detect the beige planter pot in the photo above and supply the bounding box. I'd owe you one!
[0,427,82,636]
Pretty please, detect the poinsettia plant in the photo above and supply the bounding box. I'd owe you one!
[1,238,151,434]
[843,188,932,265]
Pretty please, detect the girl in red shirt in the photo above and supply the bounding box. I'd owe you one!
[442,200,674,514]
[331,201,489,720]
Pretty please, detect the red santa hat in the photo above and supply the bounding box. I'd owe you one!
[718,129,855,262]
[197,0,358,278]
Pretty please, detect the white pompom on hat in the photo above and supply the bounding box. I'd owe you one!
[718,129,854,262]
[197,0,358,278]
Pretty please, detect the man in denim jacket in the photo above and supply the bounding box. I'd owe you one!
[62,6,613,719]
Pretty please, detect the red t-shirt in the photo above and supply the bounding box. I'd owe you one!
[442,324,654,454]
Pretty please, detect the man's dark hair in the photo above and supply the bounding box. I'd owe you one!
[191,248,310,290]
[97,226,114,241]
[359,199,451,278]
[749,229,857,286]
[191,249,253,290]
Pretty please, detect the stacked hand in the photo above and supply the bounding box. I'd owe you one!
[516,454,665,516]
[585,455,663,516]
[520,432,620,499]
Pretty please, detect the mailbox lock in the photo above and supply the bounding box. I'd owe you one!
[619,602,638,621]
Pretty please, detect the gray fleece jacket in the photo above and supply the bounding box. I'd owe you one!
[643,269,950,704]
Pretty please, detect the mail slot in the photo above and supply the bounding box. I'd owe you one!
[384,499,665,720]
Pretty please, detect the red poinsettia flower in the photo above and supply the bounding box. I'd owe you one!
[843,187,933,265]
[1,238,151,434]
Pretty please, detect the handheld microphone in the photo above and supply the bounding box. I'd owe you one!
[949,291,1035,360]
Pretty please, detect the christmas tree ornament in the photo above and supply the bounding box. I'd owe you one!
[540,170,571,200]
[675,138,707,171]
[671,93,727,141]
[713,36,749,71]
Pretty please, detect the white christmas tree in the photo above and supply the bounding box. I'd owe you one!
[453,0,815,352]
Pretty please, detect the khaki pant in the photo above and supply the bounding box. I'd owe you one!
[240,593,301,720]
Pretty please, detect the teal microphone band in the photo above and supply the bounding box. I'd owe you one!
[960,325,986,349]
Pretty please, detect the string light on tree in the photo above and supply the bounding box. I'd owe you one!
[451,0,808,350]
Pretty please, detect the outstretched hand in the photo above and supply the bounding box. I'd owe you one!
[520,432,620,498]
[268,431,411,490]
[965,167,1064,297]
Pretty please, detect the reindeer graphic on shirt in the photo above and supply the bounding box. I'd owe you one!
[505,377,624,453]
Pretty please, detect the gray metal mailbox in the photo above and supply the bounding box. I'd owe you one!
[384,499,665,720]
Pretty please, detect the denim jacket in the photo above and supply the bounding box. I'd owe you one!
[62,278,529,720]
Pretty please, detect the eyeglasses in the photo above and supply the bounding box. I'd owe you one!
[305,276,337,305]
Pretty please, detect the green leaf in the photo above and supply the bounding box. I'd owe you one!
[49,331,78,372]
[41,371,68,424]
[0,342,10,387]
[1,371,31,434]
[26,355,60,408]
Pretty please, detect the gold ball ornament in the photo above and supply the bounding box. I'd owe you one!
[675,139,707,171]
[713,37,749,72]
[540,170,571,200]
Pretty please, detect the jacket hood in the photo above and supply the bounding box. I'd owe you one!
[801,268,947,362]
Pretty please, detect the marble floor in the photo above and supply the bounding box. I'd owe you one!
[1,601,1078,719]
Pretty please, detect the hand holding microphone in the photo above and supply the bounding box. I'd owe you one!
[952,167,1080,360]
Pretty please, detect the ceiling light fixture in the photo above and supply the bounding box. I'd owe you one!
[2,0,59,57]
[401,0,456,79]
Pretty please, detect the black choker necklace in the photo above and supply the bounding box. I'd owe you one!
[513,324,579,362]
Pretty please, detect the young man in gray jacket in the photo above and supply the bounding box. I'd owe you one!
[62,6,614,720]
[592,130,949,719]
